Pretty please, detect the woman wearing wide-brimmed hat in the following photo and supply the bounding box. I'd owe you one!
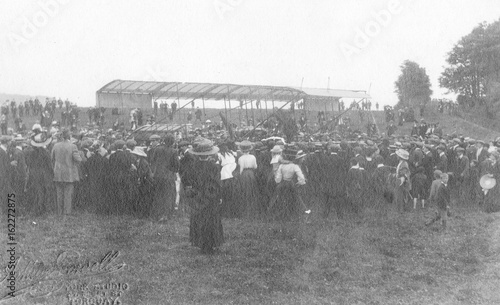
[480,150,500,213]
[269,148,307,221]
[181,138,224,254]
[24,131,55,214]
[236,140,261,218]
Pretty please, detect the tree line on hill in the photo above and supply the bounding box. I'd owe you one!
[394,18,500,119]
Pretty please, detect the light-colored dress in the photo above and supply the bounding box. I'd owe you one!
[238,153,260,218]
[270,154,283,178]
[238,153,257,174]
[271,161,306,220]
[219,151,237,181]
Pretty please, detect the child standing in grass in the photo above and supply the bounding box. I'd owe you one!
[426,173,450,230]
[436,173,450,230]
[428,170,442,206]
[411,166,427,209]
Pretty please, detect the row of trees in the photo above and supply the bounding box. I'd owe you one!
[394,18,500,117]
[439,19,500,116]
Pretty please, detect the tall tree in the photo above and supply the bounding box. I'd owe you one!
[439,19,500,109]
[394,60,433,108]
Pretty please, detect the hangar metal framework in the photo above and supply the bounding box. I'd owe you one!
[96,79,371,112]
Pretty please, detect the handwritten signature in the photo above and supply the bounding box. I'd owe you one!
[0,250,126,300]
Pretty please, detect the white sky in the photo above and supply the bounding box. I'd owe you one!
[0,0,499,107]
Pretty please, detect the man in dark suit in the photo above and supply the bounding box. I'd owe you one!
[418,120,428,138]
[466,140,477,162]
[385,147,399,168]
[454,147,470,203]
[421,144,434,195]
[108,139,136,214]
[347,158,366,214]
[51,129,82,215]
[386,121,397,137]
[447,139,461,176]
[318,144,349,219]
[378,138,390,160]
[372,156,393,203]
[147,134,161,160]
[435,146,448,173]
[150,134,180,221]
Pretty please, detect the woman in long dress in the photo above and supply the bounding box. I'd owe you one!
[270,148,306,221]
[236,140,260,219]
[182,139,224,254]
[24,132,55,215]
[267,145,283,210]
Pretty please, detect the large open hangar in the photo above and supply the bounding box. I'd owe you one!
[96,80,370,117]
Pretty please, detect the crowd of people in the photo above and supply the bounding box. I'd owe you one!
[437,98,459,116]
[1,98,79,135]
[1,101,500,253]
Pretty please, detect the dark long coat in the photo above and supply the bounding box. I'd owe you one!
[108,150,136,214]
[24,146,54,214]
[149,145,180,219]
[181,157,224,252]
[436,153,448,173]
[84,153,109,213]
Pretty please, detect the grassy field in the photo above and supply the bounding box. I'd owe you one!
[3,101,500,304]
[1,199,500,304]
